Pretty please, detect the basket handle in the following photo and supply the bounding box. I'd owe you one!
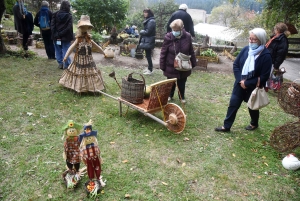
[127,72,146,92]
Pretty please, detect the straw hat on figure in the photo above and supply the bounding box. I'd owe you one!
[59,15,106,93]
[79,119,105,196]
[61,120,84,188]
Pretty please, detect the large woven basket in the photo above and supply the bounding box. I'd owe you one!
[121,73,145,104]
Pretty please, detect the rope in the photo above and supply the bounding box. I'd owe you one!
[154,86,165,122]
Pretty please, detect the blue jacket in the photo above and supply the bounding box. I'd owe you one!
[233,46,272,99]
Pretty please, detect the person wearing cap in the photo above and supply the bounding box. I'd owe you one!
[215,28,272,132]
[58,15,106,93]
[166,4,195,37]
[51,0,73,69]
[34,1,55,59]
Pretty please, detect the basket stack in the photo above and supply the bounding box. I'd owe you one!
[270,80,300,152]
[121,73,145,104]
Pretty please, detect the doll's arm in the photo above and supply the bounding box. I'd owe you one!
[91,40,105,55]
[63,39,78,61]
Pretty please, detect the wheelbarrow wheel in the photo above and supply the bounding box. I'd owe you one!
[163,103,186,134]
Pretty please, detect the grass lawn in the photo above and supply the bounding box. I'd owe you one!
[1,50,300,200]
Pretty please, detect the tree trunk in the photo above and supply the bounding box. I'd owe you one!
[0,0,7,54]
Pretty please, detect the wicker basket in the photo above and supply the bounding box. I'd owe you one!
[121,73,145,104]
[278,81,300,117]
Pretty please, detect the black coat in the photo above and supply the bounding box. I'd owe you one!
[139,17,156,50]
[159,29,196,79]
[267,33,289,70]
[13,4,33,35]
[50,10,73,41]
[166,9,195,37]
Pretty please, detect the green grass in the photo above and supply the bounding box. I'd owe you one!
[1,52,300,201]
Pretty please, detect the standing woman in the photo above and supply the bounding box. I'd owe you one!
[215,28,272,132]
[265,22,289,91]
[139,8,156,75]
[159,19,196,103]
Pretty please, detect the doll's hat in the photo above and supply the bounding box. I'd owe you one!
[77,15,93,28]
[62,120,81,131]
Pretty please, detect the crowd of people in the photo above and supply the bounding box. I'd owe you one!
[11,1,290,131]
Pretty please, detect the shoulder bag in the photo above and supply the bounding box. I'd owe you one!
[173,42,192,71]
[247,77,270,110]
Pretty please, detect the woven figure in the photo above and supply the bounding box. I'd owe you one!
[270,80,300,153]
[61,120,82,188]
[59,15,105,93]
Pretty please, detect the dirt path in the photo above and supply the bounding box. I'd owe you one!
[8,43,234,74]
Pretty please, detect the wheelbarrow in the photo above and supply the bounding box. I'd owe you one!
[97,75,186,134]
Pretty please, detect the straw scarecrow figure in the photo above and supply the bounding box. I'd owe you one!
[59,15,106,93]
[61,120,84,188]
[79,119,105,195]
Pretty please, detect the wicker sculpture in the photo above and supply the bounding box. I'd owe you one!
[270,81,300,152]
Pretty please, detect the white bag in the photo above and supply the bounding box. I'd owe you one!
[247,77,270,110]
[174,52,192,71]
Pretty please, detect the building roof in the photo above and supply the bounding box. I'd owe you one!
[194,23,243,42]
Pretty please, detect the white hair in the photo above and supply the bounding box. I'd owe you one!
[249,28,267,45]
[179,4,188,10]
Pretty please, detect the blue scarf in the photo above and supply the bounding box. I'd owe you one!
[241,45,264,80]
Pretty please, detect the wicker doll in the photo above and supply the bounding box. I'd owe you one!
[62,120,82,188]
[59,15,105,93]
[79,119,105,195]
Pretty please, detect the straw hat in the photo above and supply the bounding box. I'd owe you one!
[77,15,93,28]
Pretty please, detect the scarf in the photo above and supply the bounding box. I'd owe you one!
[241,45,264,80]
[265,33,280,48]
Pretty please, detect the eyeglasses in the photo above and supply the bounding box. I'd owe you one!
[249,37,258,42]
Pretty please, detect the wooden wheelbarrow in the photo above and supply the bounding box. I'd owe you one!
[97,78,186,134]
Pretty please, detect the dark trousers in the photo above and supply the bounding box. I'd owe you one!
[168,77,187,99]
[22,31,30,50]
[145,49,153,71]
[42,30,55,59]
[224,84,259,129]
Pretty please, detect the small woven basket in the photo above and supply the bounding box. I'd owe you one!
[121,73,145,104]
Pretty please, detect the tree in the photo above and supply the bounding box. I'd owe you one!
[209,3,238,27]
[261,0,300,31]
[0,0,6,54]
[72,0,129,33]
[149,0,178,39]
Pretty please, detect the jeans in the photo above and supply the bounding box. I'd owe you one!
[223,84,259,129]
[53,40,71,69]
[168,77,187,99]
[145,49,153,71]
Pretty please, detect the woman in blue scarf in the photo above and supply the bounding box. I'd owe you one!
[215,28,272,132]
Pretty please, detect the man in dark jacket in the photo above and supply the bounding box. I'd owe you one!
[166,4,195,37]
[51,0,73,69]
[13,0,33,51]
[34,1,55,59]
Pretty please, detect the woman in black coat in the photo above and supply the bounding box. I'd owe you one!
[160,19,196,103]
[139,8,156,75]
[265,22,289,91]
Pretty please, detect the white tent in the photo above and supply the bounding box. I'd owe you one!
[194,23,243,42]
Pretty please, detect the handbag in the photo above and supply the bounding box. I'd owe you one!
[173,42,192,71]
[247,77,270,110]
